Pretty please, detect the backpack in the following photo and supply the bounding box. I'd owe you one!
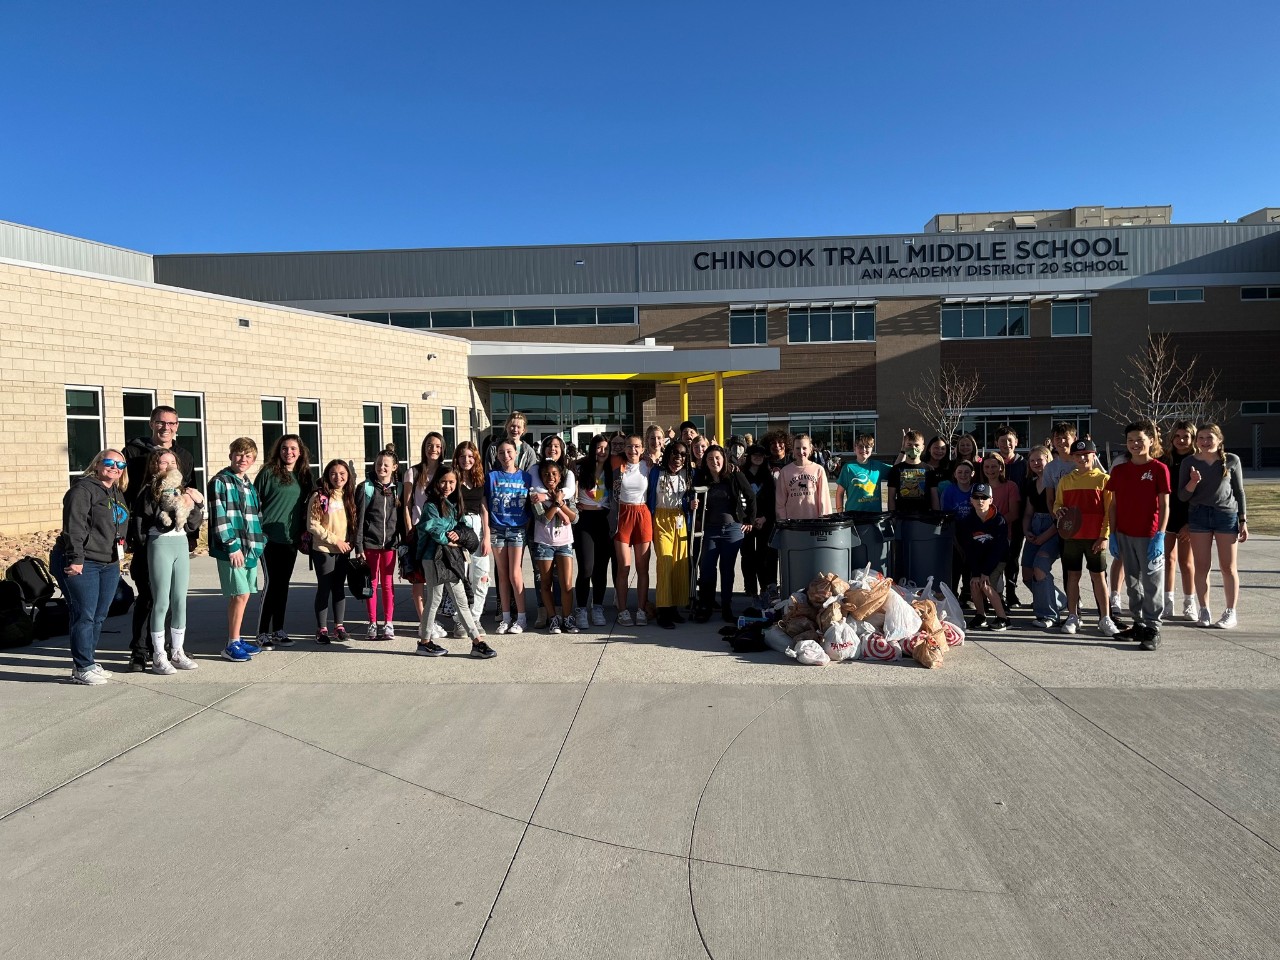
[5,555,56,605]
[109,577,136,617]
[0,580,35,649]
[346,555,374,600]
[35,597,70,639]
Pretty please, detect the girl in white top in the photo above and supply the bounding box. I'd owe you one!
[612,435,653,626]
[403,431,445,622]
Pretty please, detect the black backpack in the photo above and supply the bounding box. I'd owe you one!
[109,578,135,617]
[5,556,56,605]
[0,580,35,649]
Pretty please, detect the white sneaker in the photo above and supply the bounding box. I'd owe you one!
[171,651,199,670]
[71,667,109,685]
[495,618,511,635]
[509,618,525,635]
[1035,617,1057,630]
[151,654,177,676]
[634,609,648,626]
[1061,614,1080,635]
[1109,597,1123,617]
[1162,594,1174,620]
[88,663,114,680]
[591,605,606,626]
[1182,597,1199,620]
[1197,607,1213,627]
[575,607,590,630]
[616,609,633,626]
[1099,616,1121,637]
[430,622,448,640]
[365,623,379,640]
[1216,609,1238,630]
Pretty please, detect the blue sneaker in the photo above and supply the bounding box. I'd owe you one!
[236,638,263,655]
[221,641,253,662]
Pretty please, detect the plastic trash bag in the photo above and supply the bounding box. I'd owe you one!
[787,637,830,666]
[880,589,922,644]
[862,633,902,662]
[933,581,966,629]
[822,621,861,662]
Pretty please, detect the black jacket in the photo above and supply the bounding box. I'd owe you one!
[59,476,128,566]
[123,436,195,511]
[128,487,205,547]
[355,480,402,551]
[695,469,757,526]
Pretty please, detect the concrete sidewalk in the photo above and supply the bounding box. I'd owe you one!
[2,541,1279,959]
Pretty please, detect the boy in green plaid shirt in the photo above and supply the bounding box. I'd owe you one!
[208,437,267,661]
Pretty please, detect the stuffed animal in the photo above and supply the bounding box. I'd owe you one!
[156,468,192,530]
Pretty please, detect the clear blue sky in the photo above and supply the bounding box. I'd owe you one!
[3,1,1276,253]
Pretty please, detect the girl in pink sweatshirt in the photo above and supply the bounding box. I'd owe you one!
[775,435,833,520]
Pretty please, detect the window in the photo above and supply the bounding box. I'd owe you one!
[729,308,768,346]
[390,404,410,475]
[362,403,383,473]
[955,414,1033,455]
[442,408,457,457]
[378,306,637,329]
[729,414,770,441]
[173,392,207,491]
[687,415,707,437]
[65,386,105,485]
[473,310,514,328]
[1050,300,1091,337]
[514,309,555,327]
[1148,287,1204,304]
[122,389,155,442]
[941,303,1029,339]
[261,397,286,452]
[1241,286,1280,301]
[298,399,322,481]
[788,413,877,456]
[1240,401,1280,415]
[788,306,875,344]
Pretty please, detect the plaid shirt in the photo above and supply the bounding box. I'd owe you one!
[208,467,266,566]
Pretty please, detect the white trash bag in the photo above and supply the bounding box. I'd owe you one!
[880,589,922,645]
[786,638,831,666]
[822,621,861,662]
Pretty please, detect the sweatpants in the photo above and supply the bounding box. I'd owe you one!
[654,507,691,607]
[147,534,190,632]
[1116,532,1162,631]
[421,557,480,642]
[313,552,349,629]
[257,541,299,634]
[129,547,153,659]
[364,547,396,623]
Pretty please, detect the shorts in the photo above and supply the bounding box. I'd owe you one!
[217,559,259,597]
[1060,537,1106,574]
[491,526,526,549]
[531,542,575,561]
[614,502,653,546]
[1187,505,1239,535]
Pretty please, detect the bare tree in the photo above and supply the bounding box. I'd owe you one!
[904,363,982,441]
[1110,330,1229,433]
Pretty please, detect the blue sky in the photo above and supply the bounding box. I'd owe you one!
[2,1,1276,253]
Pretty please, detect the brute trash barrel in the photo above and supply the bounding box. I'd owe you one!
[847,510,895,577]
[774,517,855,597]
[893,510,954,586]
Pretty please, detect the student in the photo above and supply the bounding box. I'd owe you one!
[50,450,130,684]
[980,454,1020,601]
[531,459,579,634]
[953,433,981,467]
[693,445,756,622]
[131,449,205,673]
[1021,445,1066,629]
[775,433,833,520]
[1106,421,1170,650]
[993,425,1028,609]
[643,424,666,469]
[1038,421,1079,500]
[613,435,653,625]
[887,430,941,513]
[725,435,747,467]
[354,450,401,640]
[403,432,446,623]
[487,438,531,634]
[483,411,538,472]
[834,434,887,513]
[573,435,613,629]
[676,420,699,446]
[1178,424,1247,629]
[452,441,492,638]
[254,434,312,648]
[941,460,976,599]
[208,438,267,661]
[763,430,791,481]
[688,434,710,475]
[1053,439,1120,637]
[530,434,574,628]
[921,436,951,474]
[956,483,1009,631]
[647,441,693,628]
[308,459,356,644]
[1160,419,1198,619]
[416,468,494,658]
[739,444,777,603]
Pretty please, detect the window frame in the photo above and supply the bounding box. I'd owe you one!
[729,414,770,441]
[261,396,286,454]
[65,385,105,486]
[787,411,878,457]
[1239,401,1280,416]
[729,308,769,346]
[172,391,208,492]
[941,303,1031,341]
[1049,300,1092,338]
[298,398,323,482]
[362,402,383,474]
[787,305,876,345]
[122,388,156,443]
[1240,286,1280,301]
[390,403,410,475]
[1148,287,1204,304]
[441,407,458,458]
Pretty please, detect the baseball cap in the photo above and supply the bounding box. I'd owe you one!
[1071,439,1097,454]
[971,483,992,499]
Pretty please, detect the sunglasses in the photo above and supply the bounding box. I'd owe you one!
[102,459,127,470]
[970,495,992,501]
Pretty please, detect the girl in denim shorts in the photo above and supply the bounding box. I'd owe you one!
[532,459,578,634]
[1177,424,1248,629]
[486,439,531,634]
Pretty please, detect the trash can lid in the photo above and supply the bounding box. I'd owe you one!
[775,516,856,532]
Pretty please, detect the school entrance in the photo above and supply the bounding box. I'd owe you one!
[487,386,635,450]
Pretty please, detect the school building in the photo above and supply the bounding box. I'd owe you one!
[2,207,1278,533]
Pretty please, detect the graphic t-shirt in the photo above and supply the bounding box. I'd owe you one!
[486,469,531,529]
[1105,460,1171,537]
[940,483,974,520]
[888,463,937,513]
[837,460,887,512]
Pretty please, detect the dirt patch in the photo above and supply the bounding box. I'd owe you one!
[0,528,208,577]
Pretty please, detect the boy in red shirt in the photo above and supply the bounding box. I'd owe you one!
[1053,439,1120,637]
[1105,421,1170,650]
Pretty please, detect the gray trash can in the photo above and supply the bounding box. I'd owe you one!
[774,517,855,597]
[847,511,895,577]
[893,511,953,586]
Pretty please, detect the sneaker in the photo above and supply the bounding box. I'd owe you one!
[365,623,379,640]
[315,628,331,644]
[495,618,511,635]
[1035,617,1057,630]
[470,640,497,659]
[257,631,276,651]
[988,618,1009,632]
[1061,615,1080,635]
[70,666,109,685]
[334,626,349,644]
[575,606,590,630]
[635,609,648,626]
[1109,597,1123,618]
[563,616,580,634]
[274,630,295,648]
[151,654,177,676]
[378,623,395,640]
[1197,608,1213,628]
[1115,624,1139,640]
[509,619,525,635]
[451,621,468,640]
[968,615,988,630]
[1099,616,1121,637]
[534,608,549,629]
[415,640,448,657]
[238,638,263,655]
[1139,626,1162,651]
[171,651,198,670]
[548,616,562,634]
[1216,609,1238,630]
[591,605,606,626]
[429,622,447,641]
[222,642,252,662]
[1182,597,1199,620]
[1162,597,1174,620]
[617,610,633,626]
[128,656,149,673]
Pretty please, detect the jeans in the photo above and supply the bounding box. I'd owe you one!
[699,521,745,606]
[52,546,121,671]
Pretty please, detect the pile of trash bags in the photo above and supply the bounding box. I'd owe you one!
[762,566,967,669]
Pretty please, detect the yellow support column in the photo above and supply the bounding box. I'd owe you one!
[680,378,689,423]
[714,371,725,443]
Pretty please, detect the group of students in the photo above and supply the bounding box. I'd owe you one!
[51,406,1249,683]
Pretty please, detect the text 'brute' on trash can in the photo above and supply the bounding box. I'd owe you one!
[774,517,854,598]
[847,510,895,577]
[894,510,954,586]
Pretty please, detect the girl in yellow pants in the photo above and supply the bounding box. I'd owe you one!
[648,442,693,629]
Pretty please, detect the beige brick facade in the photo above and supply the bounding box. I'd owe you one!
[0,260,472,534]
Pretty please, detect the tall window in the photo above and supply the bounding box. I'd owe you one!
[298,399,322,481]
[788,305,875,344]
[941,303,1029,339]
[65,386,105,485]
[173,392,207,491]
[362,403,383,474]
[729,308,768,346]
[729,414,770,441]
[390,404,410,476]
[122,389,155,441]
[442,408,457,457]
[1050,300,1091,336]
[261,397,286,453]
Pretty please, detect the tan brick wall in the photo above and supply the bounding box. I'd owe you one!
[0,261,472,534]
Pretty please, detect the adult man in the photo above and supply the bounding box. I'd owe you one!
[483,411,538,472]
[123,405,195,671]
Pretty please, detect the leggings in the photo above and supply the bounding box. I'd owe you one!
[364,547,396,623]
[574,508,612,607]
[313,552,349,629]
[258,541,299,634]
[147,535,190,631]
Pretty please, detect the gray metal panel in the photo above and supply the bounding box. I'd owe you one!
[0,220,153,282]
